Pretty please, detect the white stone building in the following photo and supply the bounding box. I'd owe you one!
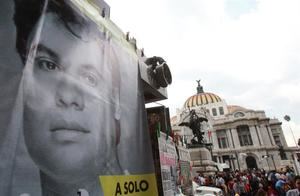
[171,82,298,172]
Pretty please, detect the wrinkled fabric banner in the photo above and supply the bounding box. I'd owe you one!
[0,0,155,195]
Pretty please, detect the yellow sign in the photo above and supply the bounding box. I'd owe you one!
[99,174,158,196]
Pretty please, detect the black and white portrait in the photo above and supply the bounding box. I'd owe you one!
[0,0,155,195]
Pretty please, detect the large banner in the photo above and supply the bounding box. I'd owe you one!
[0,0,157,195]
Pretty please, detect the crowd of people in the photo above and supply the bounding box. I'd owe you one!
[194,167,300,196]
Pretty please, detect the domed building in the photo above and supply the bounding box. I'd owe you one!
[183,81,227,120]
[172,81,298,174]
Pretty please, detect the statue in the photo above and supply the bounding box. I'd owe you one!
[179,109,208,145]
[196,79,204,94]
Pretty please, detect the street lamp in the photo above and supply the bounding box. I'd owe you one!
[284,115,298,147]
[233,152,241,171]
[228,155,236,170]
[262,155,270,171]
[262,154,277,171]
[284,115,300,175]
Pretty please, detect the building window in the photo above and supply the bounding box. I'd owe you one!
[273,135,282,146]
[296,153,300,162]
[218,137,227,148]
[212,108,217,116]
[237,125,253,146]
[222,155,230,164]
[219,107,224,115]
[212,156,218,162]
[279,146,287,160]
[217,129,228,149]
[234,112,245,118]
[206,109,210,115]
[280,152,288,160]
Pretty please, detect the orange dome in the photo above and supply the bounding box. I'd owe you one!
[184,92,222,108]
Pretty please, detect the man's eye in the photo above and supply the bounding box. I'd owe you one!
[81,72,98,87]
[37,58,59,71]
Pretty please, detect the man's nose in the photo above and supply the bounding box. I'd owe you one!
[55,77,85,111]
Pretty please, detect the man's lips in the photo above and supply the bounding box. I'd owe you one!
[51,127,90,133]
[50,126,90,143]
[50,119,90,134]
[49,120,91,143]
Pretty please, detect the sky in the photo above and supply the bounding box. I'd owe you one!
[105,0,300,146]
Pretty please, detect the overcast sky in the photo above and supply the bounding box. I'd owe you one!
[106,0,300,146]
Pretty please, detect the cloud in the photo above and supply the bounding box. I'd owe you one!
[106,0,300,146]
[225,0,258,19]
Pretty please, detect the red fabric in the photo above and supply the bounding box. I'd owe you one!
[245,183,251,192]
[208,130,212,138]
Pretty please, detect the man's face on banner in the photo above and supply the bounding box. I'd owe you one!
[23,13,115,181]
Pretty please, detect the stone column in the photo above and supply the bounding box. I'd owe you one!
[231,128,240,148]
[238,153,247,170]
[226,129,233,148]
[249,126,260,146]
[259,125,272,146]
[266,125,276,146]
[212,131,219,150]
[255,125,264,146]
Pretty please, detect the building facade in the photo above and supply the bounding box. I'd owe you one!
[171,82,298,172]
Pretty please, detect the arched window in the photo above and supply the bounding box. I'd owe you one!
[237,125,253,146]
[219,107,224,115]
[246,156,258,169]
[216,129,228,149]
[234,112,245,118]
[212,108,217,116]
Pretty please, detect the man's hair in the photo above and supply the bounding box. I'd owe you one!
[14,0,95,63]
[295,175,300,181]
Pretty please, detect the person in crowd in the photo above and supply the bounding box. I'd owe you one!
[268,184,279,196]
[251,173,260,195]
[216,173,227,194]
[275,175,287,196]
[191,168,300,196]
[233,176,246,196]
[286,175,300,196]
[205,175,215,186]
[198,173,206,185]
[286,167,295,185]
[256,183,267,196]
[227,177,235,196]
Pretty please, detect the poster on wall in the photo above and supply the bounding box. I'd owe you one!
[0,0,157,195]
[158,132,178,196]
[146,106,177,196]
